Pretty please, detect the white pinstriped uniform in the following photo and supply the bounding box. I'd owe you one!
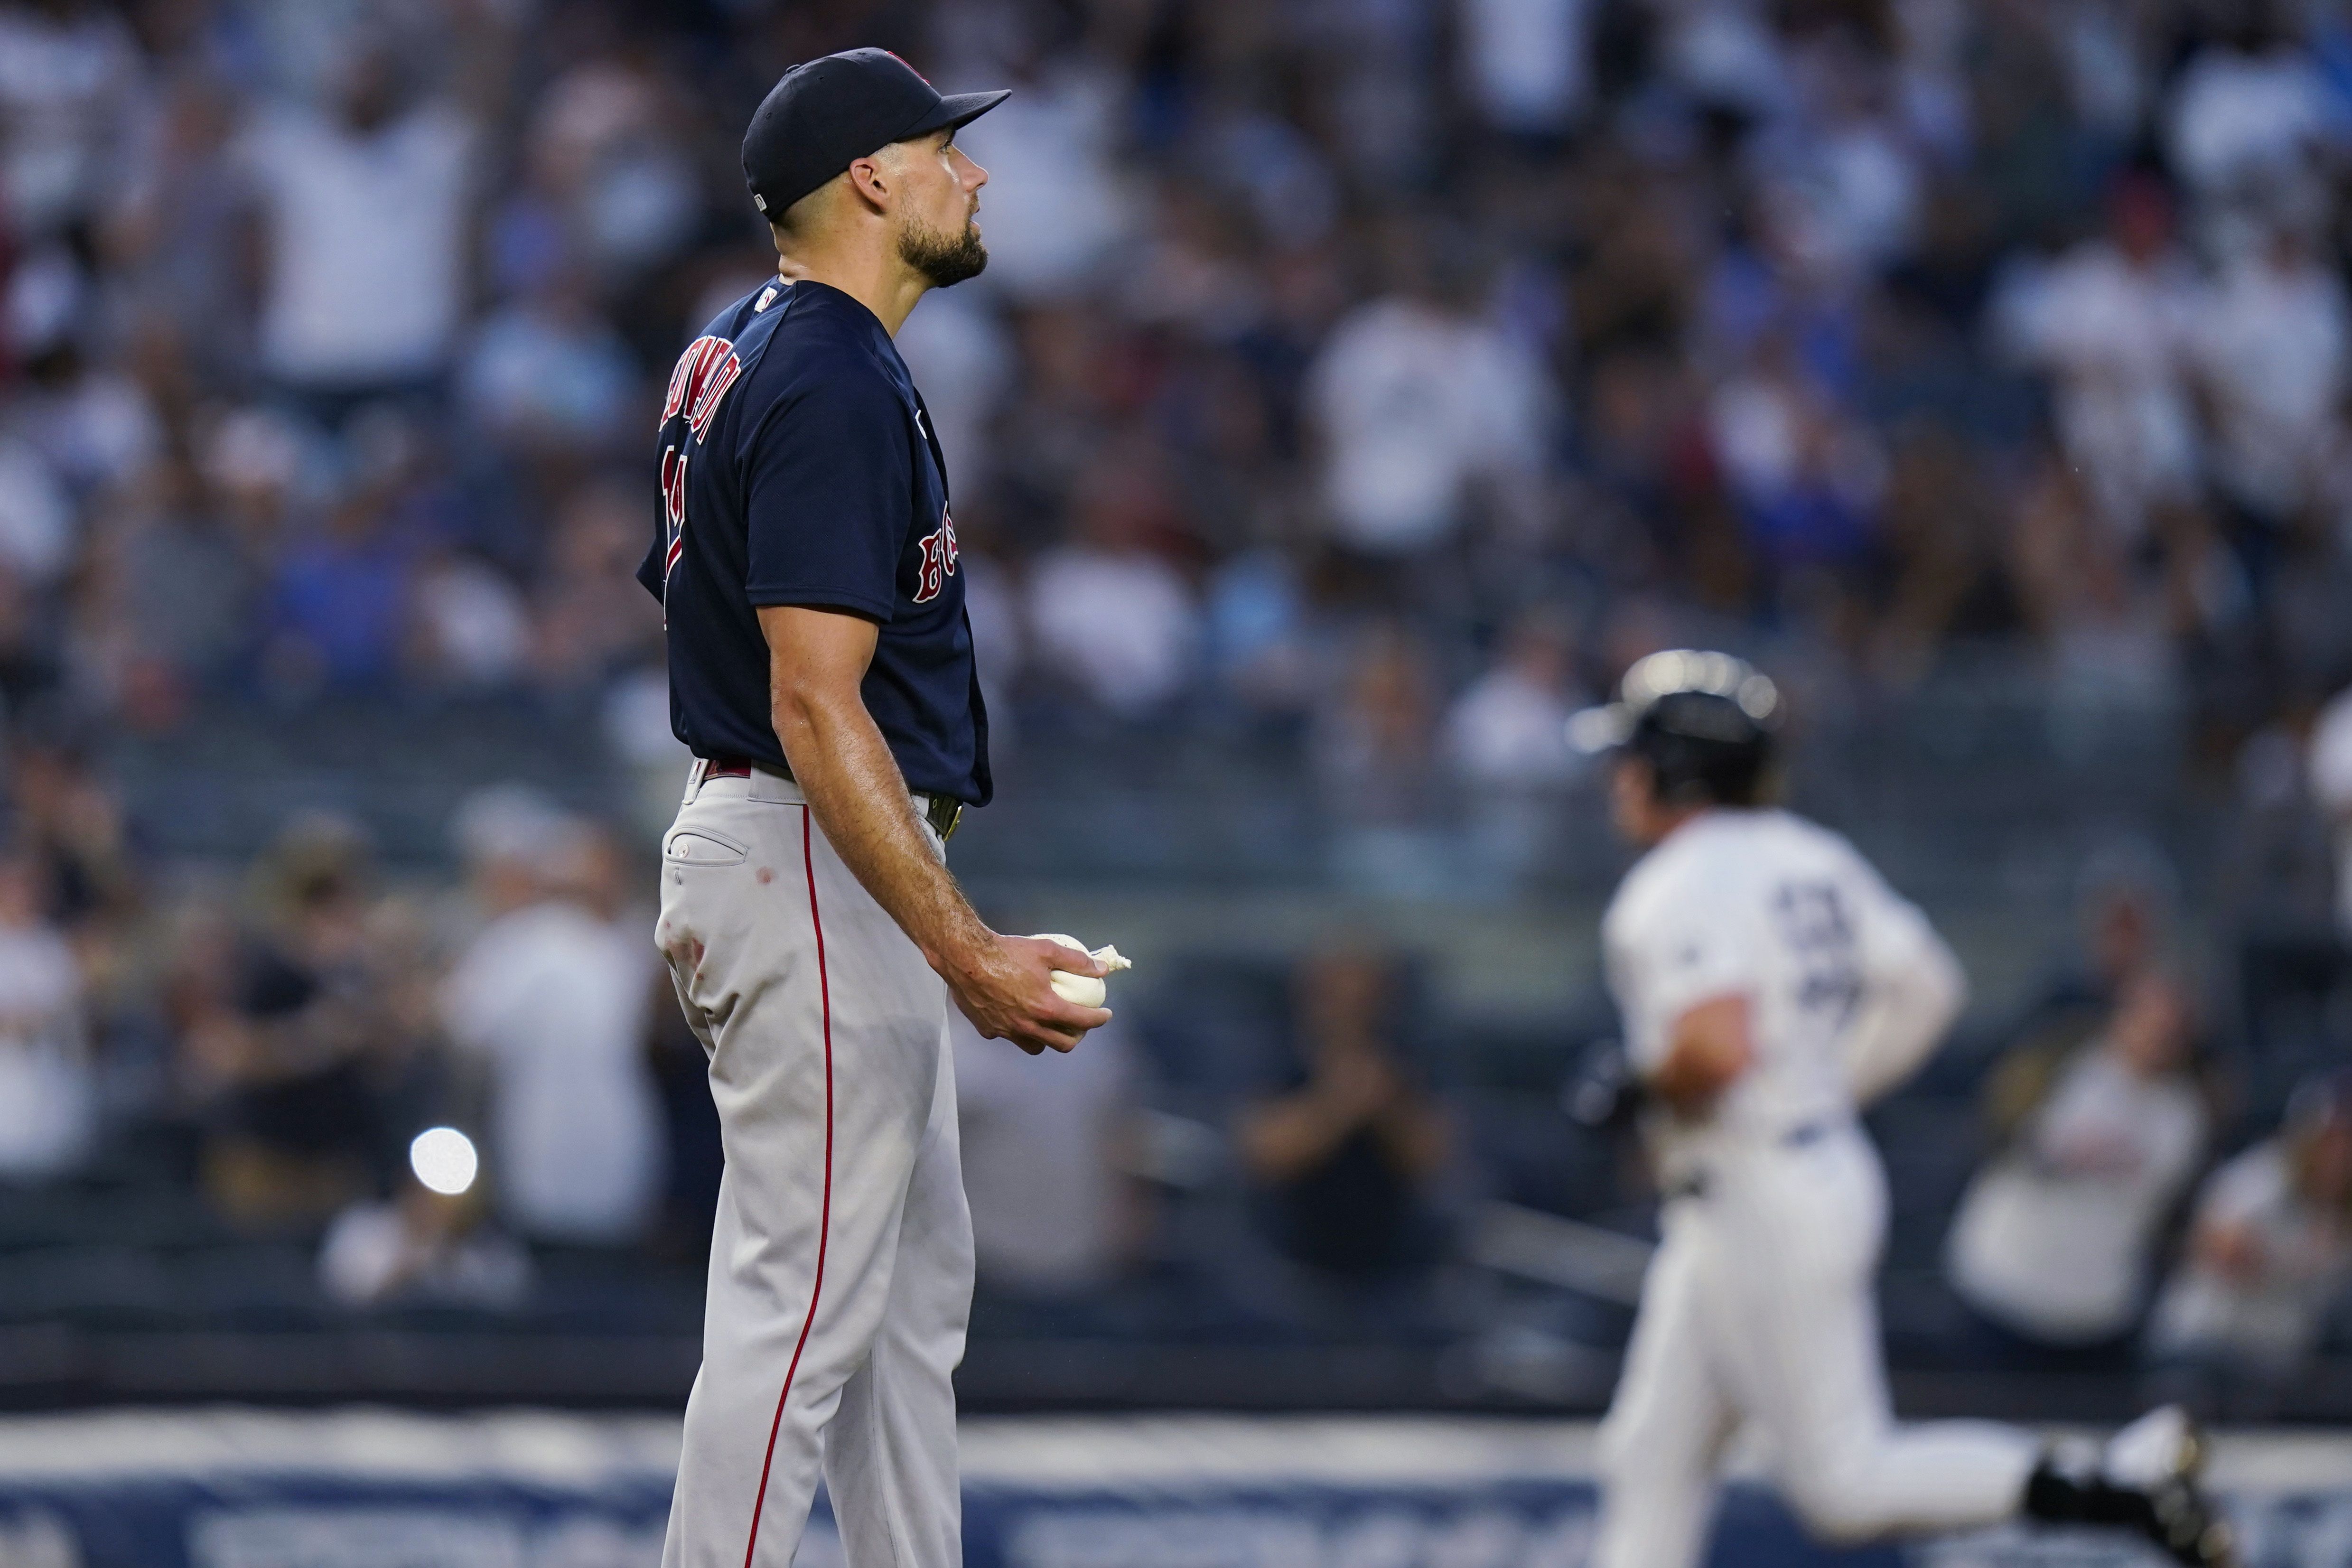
[1592,809,2038,1566]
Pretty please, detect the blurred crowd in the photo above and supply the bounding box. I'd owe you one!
[5,0,2352,1406]
[7,0,2352,822]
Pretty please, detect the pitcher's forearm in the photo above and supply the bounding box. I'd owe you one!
[774,690,989,975]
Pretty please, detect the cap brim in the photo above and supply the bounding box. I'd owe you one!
[907,88,1010,137]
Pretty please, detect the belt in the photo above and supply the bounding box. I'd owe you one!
[1661,1119,1846,1202]
[698,757,963,841]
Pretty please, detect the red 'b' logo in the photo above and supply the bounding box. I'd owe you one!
[913,513,959,604]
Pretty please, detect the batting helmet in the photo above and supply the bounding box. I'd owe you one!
[1568,649,1781,806]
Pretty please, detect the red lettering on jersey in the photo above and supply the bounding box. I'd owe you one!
[661,335,743,443]
[661,443,690,579]
[912,512,959,605]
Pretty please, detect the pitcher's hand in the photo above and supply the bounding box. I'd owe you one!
[943,934,1109,1054]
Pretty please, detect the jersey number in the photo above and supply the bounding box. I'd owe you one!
[1771,880,1863,1029]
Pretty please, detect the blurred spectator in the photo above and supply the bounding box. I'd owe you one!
[2224,708,2351,1083]
[9,727,137,935]
[2148,1073,2352,1374]
[320,1165,532,1311]
[411,546,530,691]
[102,451,255,700]
[0,0,142,243]
[441,801,661,1247]
[2004,454,2177,710]
[1445,610,1588,886]
[1445,610,1587,791]
[531,477,660,691]
[180,815,415,1228]
[1316,627,1447,893]
[108,69,250,381]
[507,54,700,299]
[0,430,74,587]
[1994,172,2198,548]
[1238,948,1451,1284]
[1025,453,1201,718]
[1945,971,2211,1354]
[949,44,1131,302]
[262,477,416,695]
[954,1011,1146,1299]
[2165,9,2344,211]
[1205,547,1320,719]
[1304,225,1555,558]
[0,849,90,1181]
[2187,221,2347,573]
[5,252,161,500]
[893,288,1015,500]
[1456,0,1592,138]
[238,29,486,409]
[458,269,640,458]
[1705,333,1884,594]
[2307,676,2352,940]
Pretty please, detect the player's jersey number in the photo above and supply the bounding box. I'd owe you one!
[1771,879,1864,1030]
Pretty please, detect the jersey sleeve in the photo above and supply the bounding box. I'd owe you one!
[1605,885,1762,1073]
[740,360,910,621]
[1840,845,1947,987]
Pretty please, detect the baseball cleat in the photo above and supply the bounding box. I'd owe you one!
[2103,1406,2235,1567]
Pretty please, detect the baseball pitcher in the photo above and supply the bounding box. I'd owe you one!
[636,49,1113,1568]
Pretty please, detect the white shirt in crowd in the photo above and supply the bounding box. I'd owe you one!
[2166,45,2340,200]
[1306,296,1555,554]
[1946,1051,2208,1343]
[1444,662,1583,791]
[2149,1143,2352,1367]
[953,1013,1137,1296]
[1995,241,2200,541]
[0,918,89,1182]
[442,899,662,1244]
[1025,544,1200,717]
[2187,245,2348,521]
[1604,809,1960,1185]
[242,100,477,386]
[2308,683,2352,940]
[0,4,142,238]
[1457,0,1592,135]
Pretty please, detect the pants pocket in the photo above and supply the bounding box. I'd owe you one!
[663,825,749,866]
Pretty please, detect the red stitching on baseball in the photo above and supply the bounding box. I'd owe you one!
[741,805,836,1568]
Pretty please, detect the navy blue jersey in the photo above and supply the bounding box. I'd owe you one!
[637,279,990,805]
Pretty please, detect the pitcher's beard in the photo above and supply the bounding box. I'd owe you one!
[900,213,988,288]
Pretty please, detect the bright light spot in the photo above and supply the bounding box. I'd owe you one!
[1567,705,1632,754]
[410,1127,479,1196]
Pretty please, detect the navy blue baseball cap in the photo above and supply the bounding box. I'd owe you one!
[743,49,1009,221]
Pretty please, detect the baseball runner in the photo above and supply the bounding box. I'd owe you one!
[636,50,1113,1568]
[1586,649,2234,1568]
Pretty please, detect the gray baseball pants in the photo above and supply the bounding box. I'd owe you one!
[655,762,972,1568]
